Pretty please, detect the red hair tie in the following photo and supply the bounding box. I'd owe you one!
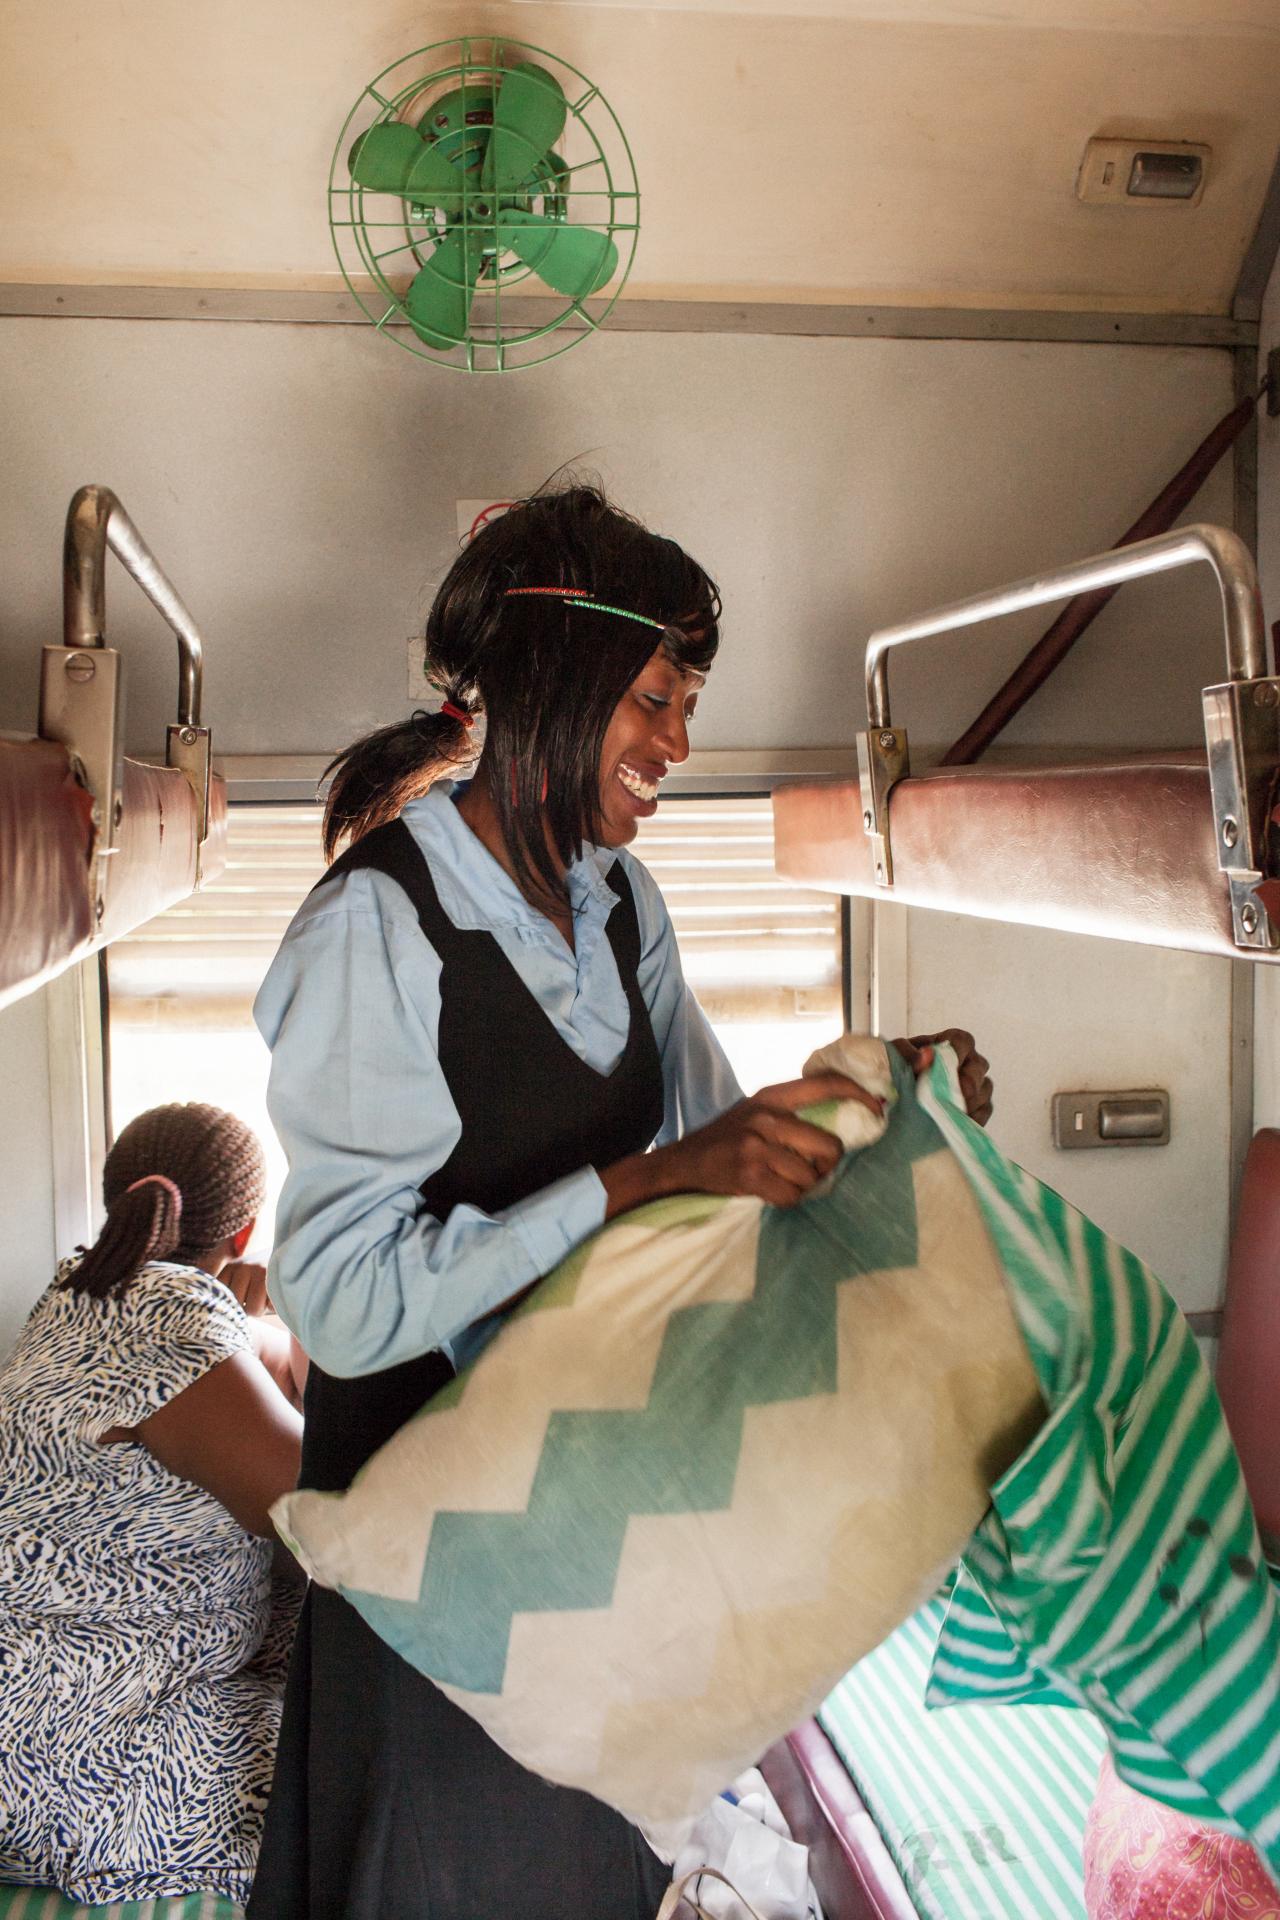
[441,700,474,728]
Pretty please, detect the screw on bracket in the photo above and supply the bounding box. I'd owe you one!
[1222,816,1240,850]
[1241,902,1260,936]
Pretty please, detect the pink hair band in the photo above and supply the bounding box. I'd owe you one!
[125,1174,183,1223]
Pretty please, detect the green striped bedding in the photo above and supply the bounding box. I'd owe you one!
[821,1592,1108,1920]
[916,1059,1280,1866]
[0,1891,239,1918]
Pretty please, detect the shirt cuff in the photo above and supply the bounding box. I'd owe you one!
[504,1165,607,1279]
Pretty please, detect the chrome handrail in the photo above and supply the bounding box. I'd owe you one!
[63,484,205,727]
[865,523,1266,732]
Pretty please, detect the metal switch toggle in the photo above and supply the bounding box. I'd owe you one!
[1052,1090,1171,1150]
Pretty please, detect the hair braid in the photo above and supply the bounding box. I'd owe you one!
[64,1103,267,1302]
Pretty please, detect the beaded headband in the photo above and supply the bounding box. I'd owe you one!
[503,587,667,634]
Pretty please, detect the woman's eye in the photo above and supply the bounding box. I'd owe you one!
[644,694,670,711]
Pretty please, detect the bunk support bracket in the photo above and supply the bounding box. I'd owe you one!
[1203,677,1280,952]
[38,485,214,920]
[858,523,1273,952]
[856,726,910,887]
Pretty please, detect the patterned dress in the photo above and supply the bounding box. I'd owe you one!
[0,1259,299,1906]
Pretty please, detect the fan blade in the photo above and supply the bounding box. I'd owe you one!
[404,231,482,349]
[498,212,617,300]
[403,142,468,212]
[482,63,567,192]
[349,123,466,212]
[348,123,423,192]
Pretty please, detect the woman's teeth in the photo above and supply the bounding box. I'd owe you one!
[618,764,660,803]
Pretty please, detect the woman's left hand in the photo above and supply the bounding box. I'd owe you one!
[892,1029,994,1127]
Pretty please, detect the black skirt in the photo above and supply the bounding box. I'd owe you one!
[247,1582,671,1919]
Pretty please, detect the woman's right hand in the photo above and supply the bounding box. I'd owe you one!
[600,1074,884,1219]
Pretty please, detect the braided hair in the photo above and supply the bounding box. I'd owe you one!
[62,1103,267,1302]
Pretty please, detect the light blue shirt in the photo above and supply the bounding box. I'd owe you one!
[254,785,743,1379]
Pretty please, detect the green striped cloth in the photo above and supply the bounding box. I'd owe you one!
[0,1891,239,1919]
[916,1057,1280,1876]
[821,1591,1107,1920]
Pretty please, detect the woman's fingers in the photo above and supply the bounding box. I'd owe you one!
[750,1109,844,1174]
[753,1072,885,1117]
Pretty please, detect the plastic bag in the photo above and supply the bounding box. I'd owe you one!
[661,1770,823,1920]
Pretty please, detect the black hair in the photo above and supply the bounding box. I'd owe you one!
[322,484,721,901]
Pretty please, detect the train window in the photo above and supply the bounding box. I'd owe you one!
[104,796,846,1255]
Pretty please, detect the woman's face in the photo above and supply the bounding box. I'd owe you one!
[596,645,705,847]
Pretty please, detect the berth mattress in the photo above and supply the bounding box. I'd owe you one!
[0,1892,238,1919]
[275,1036,1280,1875]
[820,1591,1107,1920]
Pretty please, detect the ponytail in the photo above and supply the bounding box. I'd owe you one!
[67,1176,183,1302]
[321,706,476,862]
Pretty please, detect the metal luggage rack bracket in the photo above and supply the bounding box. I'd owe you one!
[857,523,1280,953]
[37,485,213,922]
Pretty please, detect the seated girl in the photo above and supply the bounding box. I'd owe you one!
[0,1102,304,1908]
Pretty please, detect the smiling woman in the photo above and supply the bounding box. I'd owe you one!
[245,483,890,1920]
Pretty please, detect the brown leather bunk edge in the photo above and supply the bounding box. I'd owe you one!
[0,736,227,1012]
[759,1722,918,1920]
[772,751,1271,961]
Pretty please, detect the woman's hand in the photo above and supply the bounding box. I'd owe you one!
[222,1259,270,1317]
[600,1073,884,1218]
[248,1313,306,1412]
[892,1028,994,1126]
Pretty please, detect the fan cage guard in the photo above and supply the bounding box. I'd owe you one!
[329,37,639,373]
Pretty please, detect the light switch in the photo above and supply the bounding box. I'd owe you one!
[1052,1090,1170,1150]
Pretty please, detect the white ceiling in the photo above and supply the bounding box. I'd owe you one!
[1,0,1276,312]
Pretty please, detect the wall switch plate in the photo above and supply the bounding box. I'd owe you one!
[1052,1089,1171,1149]
[1076,139,1208,207]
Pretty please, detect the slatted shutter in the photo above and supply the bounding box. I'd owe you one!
[108,798,842,1027]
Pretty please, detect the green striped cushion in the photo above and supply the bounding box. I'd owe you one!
[0,1891,240,1919]
[821,1593,1107,1920]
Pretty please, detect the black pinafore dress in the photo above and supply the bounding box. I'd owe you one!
[248,818,671,1920]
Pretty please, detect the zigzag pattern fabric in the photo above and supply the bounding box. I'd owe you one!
[276,1037,1042,1837]
[275,1040,1280,1877]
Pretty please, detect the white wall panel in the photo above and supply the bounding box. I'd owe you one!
[0,985,56,1356]
[902,911,1232,1312]
[0,320,1233,763]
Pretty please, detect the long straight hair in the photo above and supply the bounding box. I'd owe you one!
[322,485,721,901]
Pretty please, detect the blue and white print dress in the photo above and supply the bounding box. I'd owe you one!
[0,1259,298,1906]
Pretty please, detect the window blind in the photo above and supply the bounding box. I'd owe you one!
[108,798,842,1027]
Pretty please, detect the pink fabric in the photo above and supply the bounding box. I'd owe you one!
[1084,1753,1280,1919]
[1217,1128,1280,1546]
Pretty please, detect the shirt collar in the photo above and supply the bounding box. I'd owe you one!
[400,784,618,933]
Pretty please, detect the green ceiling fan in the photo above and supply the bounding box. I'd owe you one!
[330,39,639,372]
